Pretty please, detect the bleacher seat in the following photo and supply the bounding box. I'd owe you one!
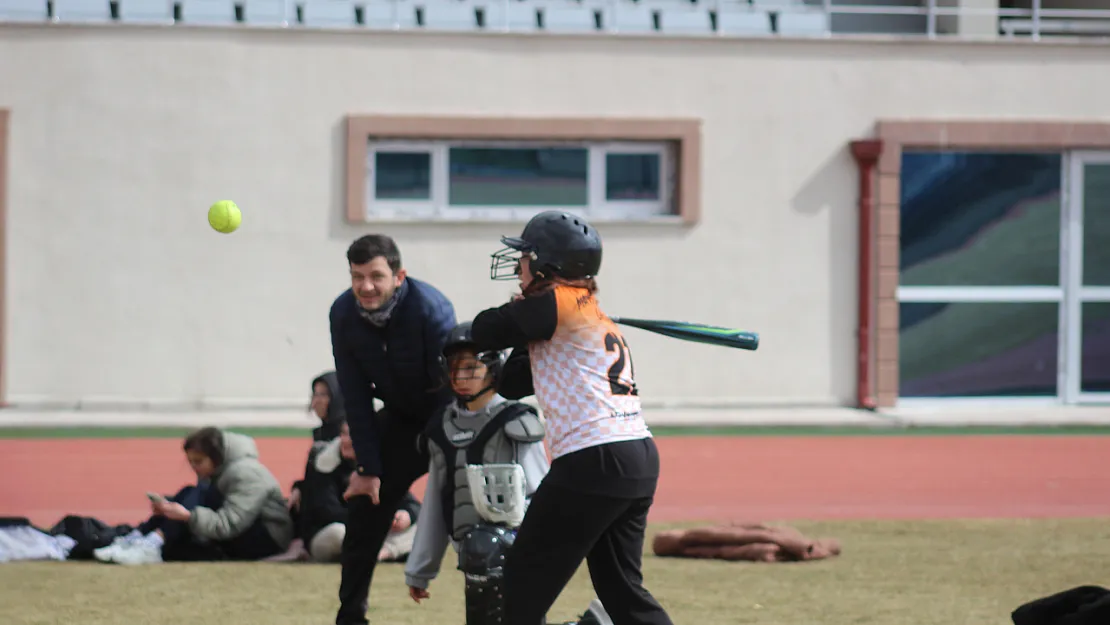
[421,0,476,30]
[364,0,417,29]
[243,0,292,24]
[180,0,237,23]
[1001,18,1110,38]
[0,0,47,20]
[751,0,802,8]
[607,1,654,34]
[659,6,711,35]
[302,0,355,26]
[717,5,771,36]
[0,0,835,38]
[778,9,827,35]
[539,2,595,33]
[117,0,174,23]
[484,0,536,32]
[53,0,112,21]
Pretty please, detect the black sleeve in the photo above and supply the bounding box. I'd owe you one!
[292,461,310,492]
[497,348,535,400]
[471,290,558,352]
[422,295,458,404]
[330,304,382,477]
[292,441,319,492]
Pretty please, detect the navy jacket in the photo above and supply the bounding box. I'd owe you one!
[329,277,457,477]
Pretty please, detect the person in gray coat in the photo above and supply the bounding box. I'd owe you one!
[94,427,294,565]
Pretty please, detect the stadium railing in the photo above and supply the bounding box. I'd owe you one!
[2,0,1110,41]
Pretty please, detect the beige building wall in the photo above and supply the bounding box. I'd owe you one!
[1,25,1109,409]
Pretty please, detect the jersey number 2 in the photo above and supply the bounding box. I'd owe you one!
[604,332,639,396]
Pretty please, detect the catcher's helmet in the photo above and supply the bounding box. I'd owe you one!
[440,321,505,403]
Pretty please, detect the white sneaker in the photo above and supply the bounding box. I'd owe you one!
[110,541,164,565]
[93,532,142,563]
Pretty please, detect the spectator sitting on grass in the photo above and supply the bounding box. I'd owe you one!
[93,427,294,565]
[285,370,348,552]
[268,420,421,563]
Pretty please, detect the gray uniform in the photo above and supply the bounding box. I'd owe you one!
[404,395,549,590]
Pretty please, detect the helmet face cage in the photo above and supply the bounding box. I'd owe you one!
[490,246,534,281]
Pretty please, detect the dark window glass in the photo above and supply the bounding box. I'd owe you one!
[1082,163,1110,287]
[374,152,431,200]
[606,153,660,201]
[1082,302,1110,393]
[900,152,1061,287]
[899,302,1058,397]
[447,147,588,207]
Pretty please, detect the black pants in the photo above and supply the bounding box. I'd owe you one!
[336,414,429,625]
[140,483,281,562]
[503,438,674,625]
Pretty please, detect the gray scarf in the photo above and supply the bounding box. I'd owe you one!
[358,279,408,328]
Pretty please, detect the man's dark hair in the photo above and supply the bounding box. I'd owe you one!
[183,426,226,467]
[347,235,402,273]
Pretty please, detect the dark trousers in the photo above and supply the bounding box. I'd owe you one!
[503,439,674,625]
[140,483,281,562]
[336,415,429,625]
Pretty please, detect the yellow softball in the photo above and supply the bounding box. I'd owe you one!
[208,200,242,234]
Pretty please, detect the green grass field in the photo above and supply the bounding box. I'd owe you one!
[2,519,1106,625]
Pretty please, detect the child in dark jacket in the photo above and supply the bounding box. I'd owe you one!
[300,420,421,562]
[270,420,421,563]
[288,371,346,513]
[279,370,348,559]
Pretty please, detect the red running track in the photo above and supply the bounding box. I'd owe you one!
[1,435,1108,528]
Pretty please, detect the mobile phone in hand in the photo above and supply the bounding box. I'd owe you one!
[146,492,165,503]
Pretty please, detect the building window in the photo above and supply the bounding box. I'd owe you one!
[374,151,432,201]
[899,301,1060,397]
[897,151,1064,399]
[448,146,589,207]
[364,140,674,221]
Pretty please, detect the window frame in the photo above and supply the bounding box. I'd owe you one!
[364,138,675,222]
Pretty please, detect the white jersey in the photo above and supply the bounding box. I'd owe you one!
[528,285,652,459]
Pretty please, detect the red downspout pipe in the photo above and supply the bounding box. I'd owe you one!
[850,140,883,411]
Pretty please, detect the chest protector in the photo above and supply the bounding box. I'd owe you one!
[422,400,543,540]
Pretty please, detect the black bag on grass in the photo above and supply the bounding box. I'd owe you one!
[0,516,38,529]
[48,514,135,560]
[1012,585,1110,625]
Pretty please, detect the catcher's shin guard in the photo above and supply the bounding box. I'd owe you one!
[458,524,516,625]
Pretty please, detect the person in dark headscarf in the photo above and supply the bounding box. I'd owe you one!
[309,371,346,443]
[279,371,348,554]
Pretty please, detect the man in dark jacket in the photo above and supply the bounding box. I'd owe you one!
[329,234,456,625]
